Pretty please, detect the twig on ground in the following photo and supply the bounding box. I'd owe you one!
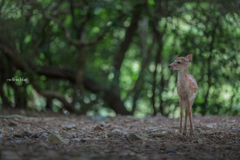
[149,133,166,137]
[0,116,52,134]
[124,134,132,145]
[29,131,48,138]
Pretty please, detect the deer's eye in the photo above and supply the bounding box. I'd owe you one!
[177,61,181,64]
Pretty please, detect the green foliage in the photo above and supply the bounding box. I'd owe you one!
[0,0,239,117]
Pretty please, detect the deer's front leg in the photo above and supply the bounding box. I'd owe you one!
[179,100,183,134]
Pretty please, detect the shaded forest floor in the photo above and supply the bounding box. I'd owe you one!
[0,109,240,160]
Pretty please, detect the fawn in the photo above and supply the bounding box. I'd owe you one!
[168,54,198,135]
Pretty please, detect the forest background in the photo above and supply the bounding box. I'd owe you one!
[0,0,239,118]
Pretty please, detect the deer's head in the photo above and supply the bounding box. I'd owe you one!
[168,54,192,71]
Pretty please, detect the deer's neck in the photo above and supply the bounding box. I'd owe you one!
[178,68,189,87]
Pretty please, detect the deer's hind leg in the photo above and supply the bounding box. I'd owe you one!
[183,107,188,135]
[189,99,194,135]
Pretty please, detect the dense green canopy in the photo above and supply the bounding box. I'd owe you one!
[0,0,239,117]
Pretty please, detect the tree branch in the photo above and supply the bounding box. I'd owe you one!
[27,1,108,47]
[0,44,28,71]
[80,8,91,30]
[0,44,75,112]
[43,14,82,46]
[69,0,77,31]
[82,29,108,46]
[25,1,81,46]
[0,116,52,134]
[0,0,5,11]
[0,44,131,115]
[30,80,77,113]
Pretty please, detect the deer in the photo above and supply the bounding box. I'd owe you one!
[168,54,198,135]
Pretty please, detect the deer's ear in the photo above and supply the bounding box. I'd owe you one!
[186,54,192,62]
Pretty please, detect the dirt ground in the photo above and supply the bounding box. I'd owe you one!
[0,109,240,160]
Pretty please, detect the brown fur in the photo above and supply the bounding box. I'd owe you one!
[168,54,198,135]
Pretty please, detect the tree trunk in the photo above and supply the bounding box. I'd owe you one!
[76,45,85,94]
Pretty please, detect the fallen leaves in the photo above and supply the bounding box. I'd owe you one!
[0,113,239,160]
